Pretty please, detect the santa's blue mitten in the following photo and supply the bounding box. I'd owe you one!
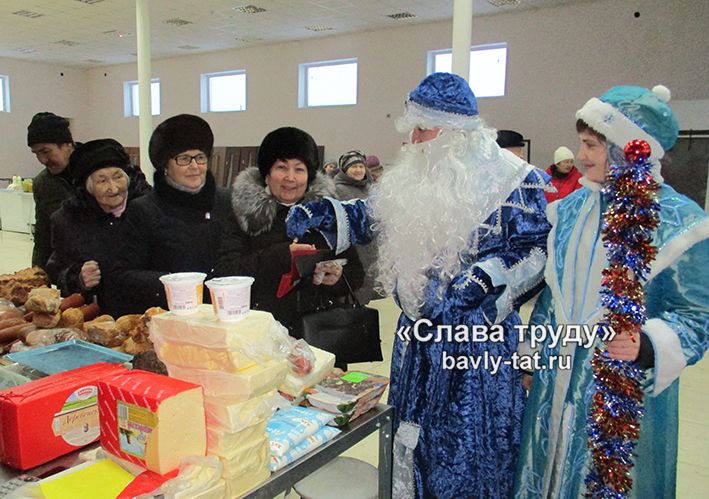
[286,200,337,248]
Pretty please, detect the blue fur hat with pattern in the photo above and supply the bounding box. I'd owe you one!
[396,73,481,132]
[409,72,478,116]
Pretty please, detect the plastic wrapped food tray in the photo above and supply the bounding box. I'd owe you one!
[4,340,132,376]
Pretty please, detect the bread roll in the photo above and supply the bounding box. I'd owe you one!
[25,288,62,314]
[58,308,84,328]
[87,321,127,347]
[32,310,61,328]
[116,314,142,335]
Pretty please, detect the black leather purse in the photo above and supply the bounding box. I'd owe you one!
[300,274,383,364]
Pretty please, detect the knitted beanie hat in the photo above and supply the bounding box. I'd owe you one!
[27,112,73,146]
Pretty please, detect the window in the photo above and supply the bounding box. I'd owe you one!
[428,43,507,98]
[123,79,160,117]
[201,71,246,112]
[299,58,357,108]
[0,75,9,112]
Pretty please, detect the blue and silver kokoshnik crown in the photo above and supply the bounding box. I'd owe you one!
[576,85,679,161]
[396,72,482,132]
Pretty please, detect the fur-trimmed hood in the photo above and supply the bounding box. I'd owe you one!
[231,166,336,236]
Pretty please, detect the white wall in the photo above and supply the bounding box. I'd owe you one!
[0,58,89,180]
[2,0,708,181]
[672,100,709,130]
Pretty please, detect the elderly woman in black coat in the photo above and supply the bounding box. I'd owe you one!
[107,114,231,316]
[46,139,150,307]
[215,127,363,340]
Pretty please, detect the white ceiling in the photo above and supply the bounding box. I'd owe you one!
[0,0,596,68]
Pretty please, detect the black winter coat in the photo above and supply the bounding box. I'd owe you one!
[32,168,74,269]
[46,167,151,306]
[106,171,231,316]
[214,167,364,338]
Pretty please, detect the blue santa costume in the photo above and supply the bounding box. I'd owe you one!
[514,86,709,498]
[287,73,552,498]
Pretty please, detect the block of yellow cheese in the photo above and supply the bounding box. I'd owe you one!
[168,456,227,499]
[153,338,259,372]
[279,346,336,398]
[220,437,269,478]
[204,390,278,433]
[166,360,288,401]
[150,305,277,370]
[98,370,206,475]
[227,465,271,498]
[221,441,271,498]
[207,419,268,458]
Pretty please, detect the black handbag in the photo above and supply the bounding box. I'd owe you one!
[300,274,383,364]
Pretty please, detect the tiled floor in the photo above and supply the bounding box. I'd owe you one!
[2,230,707,496]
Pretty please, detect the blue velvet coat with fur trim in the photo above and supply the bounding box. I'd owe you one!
[287,167,552,498]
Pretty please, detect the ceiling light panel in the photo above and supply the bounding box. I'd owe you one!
[488,0,521,6]
[164,18,194,26]
[387,12,417,20]
[306,25,333,32]
[12,10,44,19]
[233,5,267,14]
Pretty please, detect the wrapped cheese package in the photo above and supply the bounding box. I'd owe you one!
[203,389,279,433]
[279,346,336,398]
[149,305,278,370]
[98,369,206,475]
[206,418,268,458]
[165,360,287,401]
[0,362,128,470]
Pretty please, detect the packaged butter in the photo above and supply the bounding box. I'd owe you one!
[166,359,287,401]
[98,370,206,475]
[219,436,269,478]
[150,305,277,368]
[207,418,268,458]
[203,389,279,433]
[0,362,128,470]
[224,458,271,498]
[279,346,336,398]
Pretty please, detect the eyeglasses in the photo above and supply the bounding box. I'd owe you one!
[173,153,209,166]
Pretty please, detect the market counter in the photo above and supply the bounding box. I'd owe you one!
[0,405,394,498]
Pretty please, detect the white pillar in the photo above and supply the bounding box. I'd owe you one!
[451,0,473,81]
[136,0,153,182]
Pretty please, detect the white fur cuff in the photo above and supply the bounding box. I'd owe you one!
[576,98,664,160]
[644,318,687,395]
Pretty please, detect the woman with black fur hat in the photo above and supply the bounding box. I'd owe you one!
[107,114,231,316]
[215,127,364,345]
[46,138,150,307]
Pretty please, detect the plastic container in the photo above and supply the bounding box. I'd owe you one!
[159,272,206,315]
[205,276,254,322]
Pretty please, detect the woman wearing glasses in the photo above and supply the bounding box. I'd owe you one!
[106,114,231,316]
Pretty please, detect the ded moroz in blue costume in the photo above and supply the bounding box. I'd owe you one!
[287,73,552,498]
[514,86,709,498]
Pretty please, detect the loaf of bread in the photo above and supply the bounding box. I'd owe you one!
[58,308,84,329]
[25,288,62,314]
[32,310,62,329]
[116,314,142,335]
[87,321,127,348]
[0,267,50,306]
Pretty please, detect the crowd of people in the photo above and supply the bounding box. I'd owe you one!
[23,72,709,499]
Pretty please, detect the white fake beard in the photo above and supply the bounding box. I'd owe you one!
[370,129,500,319]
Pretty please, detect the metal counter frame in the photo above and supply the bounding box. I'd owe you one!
[243,404,394,499]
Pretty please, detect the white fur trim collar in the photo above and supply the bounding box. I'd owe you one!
[576,97,665,161]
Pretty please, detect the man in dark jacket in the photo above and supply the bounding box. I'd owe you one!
[27,112,76,269]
